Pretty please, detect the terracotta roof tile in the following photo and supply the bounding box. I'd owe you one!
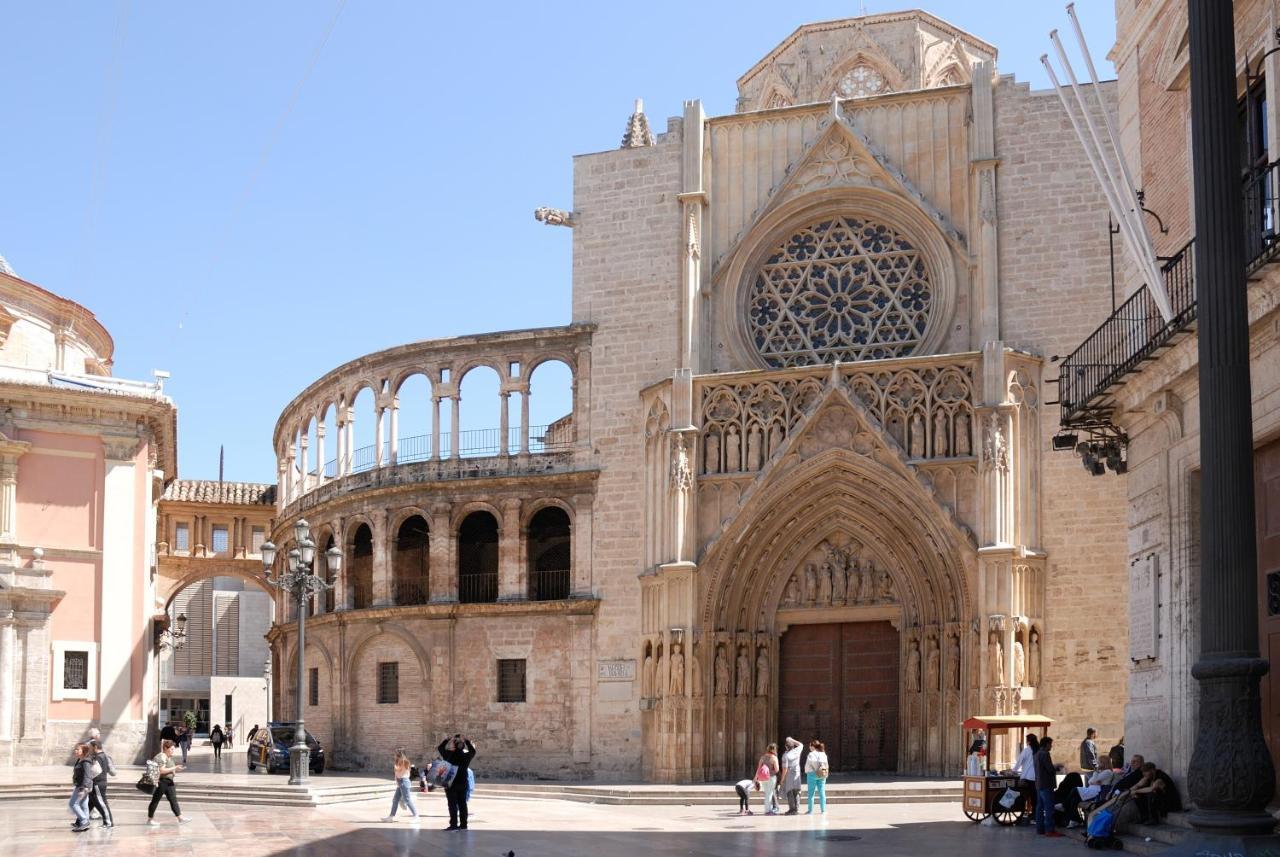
[162,480,276,506]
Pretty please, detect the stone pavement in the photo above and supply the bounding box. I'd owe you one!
[0,792,1104,857]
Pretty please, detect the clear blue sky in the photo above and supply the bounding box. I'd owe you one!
[0,1,1116,483]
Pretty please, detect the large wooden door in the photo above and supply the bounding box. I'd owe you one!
[779,621,900,772]
[1255,439,1280,776]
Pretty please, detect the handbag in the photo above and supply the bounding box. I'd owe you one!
[136,770,155,795]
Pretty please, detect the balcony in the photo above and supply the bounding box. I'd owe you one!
[1057,159,1280,429]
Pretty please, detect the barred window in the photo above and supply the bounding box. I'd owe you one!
[377,662,399,704]
[251,527,266,553]
[63,651,89,690]
[174,523,190,551]
[211,525,229,554]
[497,659,526,703]
[309,667,319,706]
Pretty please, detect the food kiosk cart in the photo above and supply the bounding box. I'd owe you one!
[960,714,1053,825]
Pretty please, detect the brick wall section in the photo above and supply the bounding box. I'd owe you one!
[569,133,684,777]
[994,78,1130,756]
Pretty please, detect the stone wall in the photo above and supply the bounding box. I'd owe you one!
[993,77,1130,758]
[570,127,683,777]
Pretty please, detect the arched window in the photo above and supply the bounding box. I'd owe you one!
[527,507,571,601]
[394,516,430,606]
[835,64,890,98]
[458,512,498,603]
[350,524,374,609]
[747,216,933,367]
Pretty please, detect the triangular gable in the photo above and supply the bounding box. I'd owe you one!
[816,24,910,96]
[695,367,976,564]
[714,108,966,275]
[924,36,974,87]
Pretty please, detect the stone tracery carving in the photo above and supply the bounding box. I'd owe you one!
[698,360,976,475]
[746,216,934,368]
[791,134,878,193]
[778,539,897,608]
[836,63,890,98]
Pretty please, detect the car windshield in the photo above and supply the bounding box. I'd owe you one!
[270,727,316,746]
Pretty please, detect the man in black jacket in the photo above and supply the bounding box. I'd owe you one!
[438,734,476,831]
[1034,736,1063,837]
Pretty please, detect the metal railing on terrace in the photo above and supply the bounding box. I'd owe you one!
[1058,159,1280,426]
[322,424,571,478]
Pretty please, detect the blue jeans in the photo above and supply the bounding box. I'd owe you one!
[68,788,89,825]
[806,772,827,812]
[1035,787,1056,833]
[389,777,417,817]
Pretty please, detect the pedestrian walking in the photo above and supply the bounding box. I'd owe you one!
[755,743,780,815]
[160,721,177,744]
[1034,736,1062,837]
[210,725,225,762]
[380,749,420,822]
[147,738,192,826]
[179,725,192,764]
[804,739,829,814]
[734,777,758,815]
[87,739,115,827]
[247,724,259,743]
[438,734,476,831]
[67,743,93,833]
[780,737,803,815]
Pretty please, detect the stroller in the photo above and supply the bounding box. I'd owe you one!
[1084,789,1133,850]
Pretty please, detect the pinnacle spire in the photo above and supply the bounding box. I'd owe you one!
[620,98,655,149]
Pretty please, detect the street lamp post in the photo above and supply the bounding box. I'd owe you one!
[259,519,341,786]
[155,612,188,738]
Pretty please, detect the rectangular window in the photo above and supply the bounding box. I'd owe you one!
[63,651,89,690]
[211,525,229,554]
[497,659,526,703]
[309,667,319,706]
[251,526,266,553]
[174,523,190,551]
[377,662,399,704]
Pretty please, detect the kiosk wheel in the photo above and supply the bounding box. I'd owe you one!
[992,807,1022,826]
[963,806,987,823]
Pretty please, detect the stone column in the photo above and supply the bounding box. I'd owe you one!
[497,499,523,601]
[428,504,455,602]
[374,406,385,467]
[499,392,510,457]
[570,493,593,597]
[450,396,461,460]
[388,400,399,465]
[431,395,442,461]
[1177,0,1278,843]
[371,510,392,607]
[299,434,309,492]
[520,390,530,454]
[315,424,326,484]
[0,444,26,543]
[0,611,14,742]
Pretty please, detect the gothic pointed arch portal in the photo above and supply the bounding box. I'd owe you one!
[689,445,978,782]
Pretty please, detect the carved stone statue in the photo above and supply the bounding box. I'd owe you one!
[691,645,703,698]
[705,432,721,474]
[1028,630,1041,687]
[983,414,1008,473]
[875,568,893,601]
[803,563,818,604]
[933,411,948,457]
[736,647,750,696]
[725,426,740,472]
[768,423,783,457]
[910,413,926,459]
[654,646,664,698]
[906,640,921,691]
[534,206,576,227]
[831,559,847,603]
[642,649,655,698]
[990,634,1004,686]
[927,637,941,691]
[852,561,870,603]
[715,646,730,696]
[755,648,770,696]
[670,438,693,493]
[818,562,833,604]
[948,634,961,690]
[670,643,685,696]
[747,424,762,471]
[1013,639,1026,687]
[782,576,800,607]
[955,412,972,456]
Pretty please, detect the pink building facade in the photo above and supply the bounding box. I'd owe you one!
[0,255,177,766]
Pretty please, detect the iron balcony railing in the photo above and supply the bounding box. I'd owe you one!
[322,423,571,478]
[1059,159,1280,425]
[529,568,570,601]
[459,571,498,604]
[393,576,430,606]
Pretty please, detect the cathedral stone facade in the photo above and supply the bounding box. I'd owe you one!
[268,10,1130,780]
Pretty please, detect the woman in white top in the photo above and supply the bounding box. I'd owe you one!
[804,739,830,814]
[1011,733,1040,814]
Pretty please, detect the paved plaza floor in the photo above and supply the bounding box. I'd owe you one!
[0,792,1094,857]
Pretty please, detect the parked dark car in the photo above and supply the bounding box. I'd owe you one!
[247,722,325,774]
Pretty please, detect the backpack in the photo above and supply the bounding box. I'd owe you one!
[1087,807,1118,840]
[817,756,829,780]
[755,763,772,783]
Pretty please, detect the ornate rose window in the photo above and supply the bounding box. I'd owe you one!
[835,64,889,98]
[746,216,934,367]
